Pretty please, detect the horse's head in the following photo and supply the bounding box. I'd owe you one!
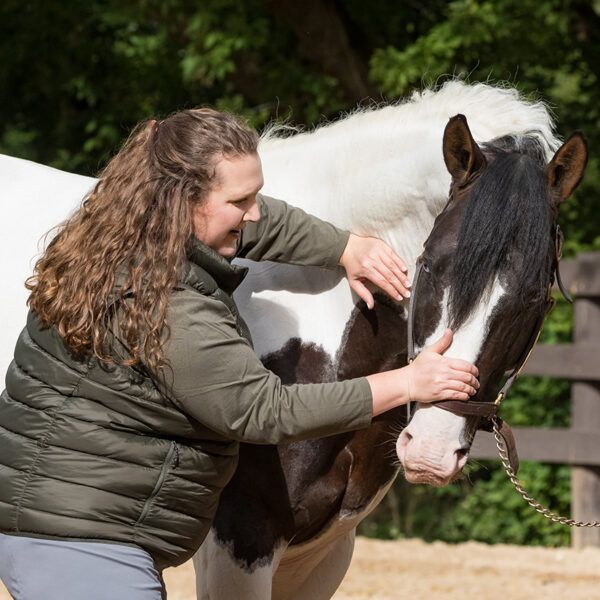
[396,114,587,486]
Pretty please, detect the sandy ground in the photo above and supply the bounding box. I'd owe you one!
[2,536,600,599]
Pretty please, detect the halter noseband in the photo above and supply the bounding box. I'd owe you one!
[405,224,571,474]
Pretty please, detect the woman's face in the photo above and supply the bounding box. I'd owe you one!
[193,153,264,258]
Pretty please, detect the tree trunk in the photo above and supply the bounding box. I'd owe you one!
[263,0,376,103]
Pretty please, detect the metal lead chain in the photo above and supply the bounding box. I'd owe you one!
[492,417,600,528]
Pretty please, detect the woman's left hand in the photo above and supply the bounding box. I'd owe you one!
[339,233,410,309]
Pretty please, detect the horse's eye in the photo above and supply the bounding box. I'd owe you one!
[422,262,430,273]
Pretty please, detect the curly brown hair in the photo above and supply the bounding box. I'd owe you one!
[27,108,259,372]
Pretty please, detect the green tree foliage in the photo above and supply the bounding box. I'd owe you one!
[0,0,344,172]
[370,0,600,252]
[2,0,599,546]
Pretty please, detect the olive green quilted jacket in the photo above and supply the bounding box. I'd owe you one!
[0,195,373,569]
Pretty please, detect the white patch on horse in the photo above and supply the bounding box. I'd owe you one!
[272,481,394,600]
[0,154,94,374]
[193,529,286,600]
[233,263,356,359]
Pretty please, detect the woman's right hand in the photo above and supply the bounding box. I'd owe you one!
[366,328,479,416]
[406,328,479,403]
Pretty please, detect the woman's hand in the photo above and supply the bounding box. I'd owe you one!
[339,233,410,308]
[406,329,479,403]
[367,329,479,416]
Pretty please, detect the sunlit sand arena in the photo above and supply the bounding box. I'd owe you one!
[3,537,599,599]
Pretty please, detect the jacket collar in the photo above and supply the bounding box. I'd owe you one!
[184,236,248,295]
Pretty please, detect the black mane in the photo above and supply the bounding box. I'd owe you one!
[448,135,554,329]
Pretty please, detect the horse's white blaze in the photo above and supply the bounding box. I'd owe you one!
[418,277,507,361]
[398,278,507,480]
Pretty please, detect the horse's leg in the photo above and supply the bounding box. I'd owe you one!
[195,443,294,600]
[269,298,407,600]
[271,529,356,600]
[193,528,285,600]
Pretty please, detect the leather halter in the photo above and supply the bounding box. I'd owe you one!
[405,224,571,474]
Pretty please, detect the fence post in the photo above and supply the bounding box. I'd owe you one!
[571,253,600,548]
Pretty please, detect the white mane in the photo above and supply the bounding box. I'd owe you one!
[257,81,558,268]
[0,81,559,371]
[262,82,557,152]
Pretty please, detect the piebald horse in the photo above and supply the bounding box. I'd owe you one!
[0,82,585,599]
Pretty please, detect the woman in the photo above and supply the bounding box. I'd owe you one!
[0,109,478,599]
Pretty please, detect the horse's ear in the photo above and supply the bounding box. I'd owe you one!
[546,132,588,205]
[443,114,486,183]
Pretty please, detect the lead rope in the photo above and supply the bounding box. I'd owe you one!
[492,416,600,528]
[492,225,600,528]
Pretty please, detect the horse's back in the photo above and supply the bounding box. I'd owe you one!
[0,154,94,374]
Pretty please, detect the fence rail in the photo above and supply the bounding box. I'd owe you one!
[470,251,600,548]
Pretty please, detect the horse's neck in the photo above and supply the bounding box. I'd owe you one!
[259,123,450,273]
[244,115,452,360]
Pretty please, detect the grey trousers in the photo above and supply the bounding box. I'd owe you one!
[0,533,166,600]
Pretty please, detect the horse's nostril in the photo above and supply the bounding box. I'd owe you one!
[397,429,412,463]
[455,447,469,460]
[400,430,413,445]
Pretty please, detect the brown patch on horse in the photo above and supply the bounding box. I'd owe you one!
[213,338,338,568]
[213,297,410,562]
[336,294,408,379]
[212,442,295,571]
[277,297,411,546]
[331,295,409,517]
[262,337,336,384]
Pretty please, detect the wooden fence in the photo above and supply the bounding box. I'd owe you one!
[471,251,600,548]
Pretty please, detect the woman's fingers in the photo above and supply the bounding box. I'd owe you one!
[409,333,480,402]
[381,252,410,286]
[370,264,410,300]
[450,369,480,389]
[375,261,411,298]
[442,380,477,398]
[349,278,375,310]
[447,357,479,377]
[340,235,412,307]
[389,251,409,275]
[443,390,471,401]
[424,329,453,354]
